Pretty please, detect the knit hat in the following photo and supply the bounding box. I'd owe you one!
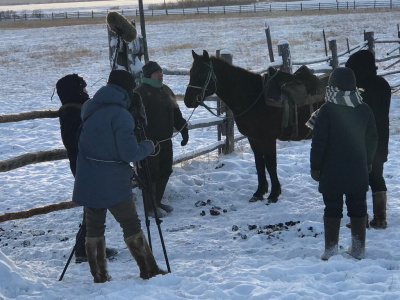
[328,67,357,91]
[56,74,87,105]
[108,69,136,95]
[142,61,162,78]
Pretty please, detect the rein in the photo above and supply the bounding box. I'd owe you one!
[192,64,280,119]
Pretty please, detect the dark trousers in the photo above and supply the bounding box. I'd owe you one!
[323,193,367,219]
[85,198,142,239]
[144,140,173,209]
[369,159,387,193]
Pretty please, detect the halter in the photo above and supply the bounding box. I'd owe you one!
[187,61,217,108]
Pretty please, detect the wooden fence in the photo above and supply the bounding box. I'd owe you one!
[1,27,400,222]
[0,0,399,21]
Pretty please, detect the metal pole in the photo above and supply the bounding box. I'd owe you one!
[138,0,149,63]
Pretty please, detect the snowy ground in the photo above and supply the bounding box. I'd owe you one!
[0,8,400,300]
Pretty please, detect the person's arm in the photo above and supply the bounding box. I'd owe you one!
[310,105,329,179]
[114,109,153,163]
[365,106,378,166]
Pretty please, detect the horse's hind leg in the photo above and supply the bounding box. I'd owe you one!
[264,141,281,202]
[249,150,269,202]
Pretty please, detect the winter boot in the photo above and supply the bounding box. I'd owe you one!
[346,214,369,229]
[147,207,168,218]
[76,223,118,263]
[320,217,341,261]
[347,217,367,260]
[85,236,112,283]
[124,230,167,279]
[156,178,173,213]
[369,191,387,229]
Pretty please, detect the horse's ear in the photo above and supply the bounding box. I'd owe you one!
[192,50,199,60]
[203,50,209,60]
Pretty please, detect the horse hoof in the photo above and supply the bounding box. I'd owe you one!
[249,196,263,202]
[267,196,279,203]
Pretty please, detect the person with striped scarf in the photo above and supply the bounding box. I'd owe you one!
[309,67,378,260]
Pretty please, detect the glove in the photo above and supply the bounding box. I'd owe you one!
[180,125,189,146]
[310,169,320,182]
[368,164,372,173]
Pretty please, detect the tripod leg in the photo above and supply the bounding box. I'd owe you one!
[59,224,84,281]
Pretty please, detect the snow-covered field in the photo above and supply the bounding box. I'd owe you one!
[0,9,400,299]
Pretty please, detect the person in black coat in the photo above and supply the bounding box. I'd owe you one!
[346,50,391,229]
[56,74,116,263]
[310,67,378,260]
[130,61,189,218]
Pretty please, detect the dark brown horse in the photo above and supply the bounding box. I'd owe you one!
[184,50,327,202]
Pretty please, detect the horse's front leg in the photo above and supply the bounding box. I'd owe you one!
[249,150,269,202]
[264,141,281,203]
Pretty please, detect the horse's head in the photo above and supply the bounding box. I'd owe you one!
[184,50,217,108]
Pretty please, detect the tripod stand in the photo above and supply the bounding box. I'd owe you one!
[134,120,171,273]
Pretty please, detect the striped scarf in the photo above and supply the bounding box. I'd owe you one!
[305,86,363,129]
[325,86,363,107]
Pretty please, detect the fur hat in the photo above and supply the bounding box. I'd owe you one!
[108,69,136,95]
[56,74,87,105]
[345,50,377,80]
[142,61,162,78]
[328,67,357,91]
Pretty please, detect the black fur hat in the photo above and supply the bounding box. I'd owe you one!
[328,67,357,91]
[108,69,135,93]
[142,61,162,78]
[56,74,87,105]
[345,50,377,81]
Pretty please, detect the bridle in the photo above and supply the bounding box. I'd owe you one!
[186,61,217,107]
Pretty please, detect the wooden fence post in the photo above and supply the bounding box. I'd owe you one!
[364,30,375,57]
[278,40,292,73]
[265,24,275,63]
[217,50,235,154]
[328,38,339,69]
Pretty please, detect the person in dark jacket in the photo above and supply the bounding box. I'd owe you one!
[56,74,117,264]
[130,61,189,218]
[346,50,391,229]
[72,69,166,283]
[310,67,378,260]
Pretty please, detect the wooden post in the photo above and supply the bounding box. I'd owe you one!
[364,30,375,57]
[323,29,328,56]
[398,24,400,54]
[278,40,292,74]
[265,24,275,63]
[328,38,339,69]
[218,50,235,155]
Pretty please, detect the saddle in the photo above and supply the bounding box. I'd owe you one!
[263,66,328,139]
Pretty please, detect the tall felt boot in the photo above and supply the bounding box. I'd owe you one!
[347,217,367,260]
[369,191,387,229]
[85,237,111,283]
[124,230,167,280]
[320,217,341,261]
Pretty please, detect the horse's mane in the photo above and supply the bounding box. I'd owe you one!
[210,56,260,79]
[210,56,262,92]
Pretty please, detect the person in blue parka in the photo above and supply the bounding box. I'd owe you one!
[72,69,166,283]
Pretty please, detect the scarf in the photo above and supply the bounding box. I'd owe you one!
[305,86,363,129]
[141,76,163,88]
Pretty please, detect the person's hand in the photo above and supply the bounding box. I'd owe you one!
[180,126,189,146]
[310,169,320,182]
[368,164,372,173]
